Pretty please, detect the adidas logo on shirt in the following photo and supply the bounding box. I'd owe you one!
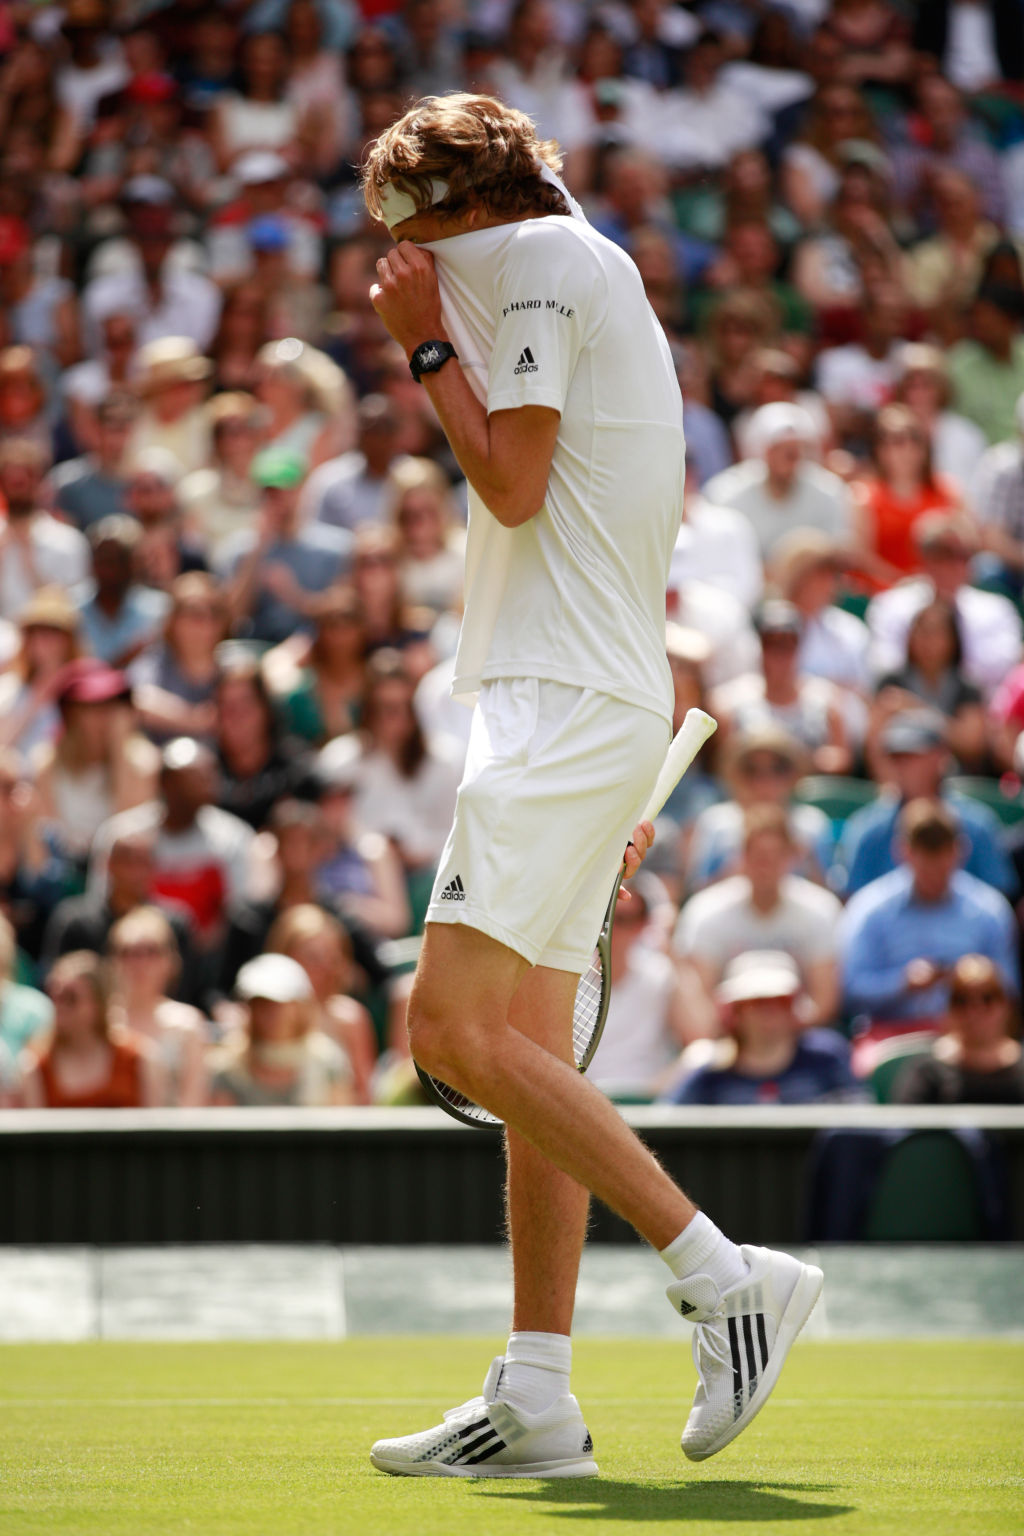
[514,346,538,375]
[439,875,466,901]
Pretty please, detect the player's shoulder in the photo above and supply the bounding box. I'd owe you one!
[503,215,622,283]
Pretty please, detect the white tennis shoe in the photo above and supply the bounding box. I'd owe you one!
[370,1356,598,1478]
[667,1244,824,1461]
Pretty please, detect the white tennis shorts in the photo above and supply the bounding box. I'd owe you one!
[426,677,669,971]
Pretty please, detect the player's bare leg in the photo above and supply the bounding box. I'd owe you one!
[409,922,697,1247]
[505,965,590,1338]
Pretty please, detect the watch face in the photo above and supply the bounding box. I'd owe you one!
[421,344,442,367]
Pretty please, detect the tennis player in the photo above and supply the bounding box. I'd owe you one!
[363,93,822,1478]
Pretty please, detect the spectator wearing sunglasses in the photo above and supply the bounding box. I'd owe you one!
[892,953,1024,1105]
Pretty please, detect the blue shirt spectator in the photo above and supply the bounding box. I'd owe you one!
[835,708,1015,899]
[838,800,1020,1024]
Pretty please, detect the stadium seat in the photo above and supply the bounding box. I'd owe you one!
[861,1131,990,1241]
[793,775,878,831]
[946,776,1024,828]
[805,1127,1006,1240]
[869,1033,939,1104]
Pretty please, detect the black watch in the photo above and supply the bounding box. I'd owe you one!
[409,339,458,383]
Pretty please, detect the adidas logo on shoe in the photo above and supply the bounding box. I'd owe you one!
[514,346,538,375]
[439,875,466,901]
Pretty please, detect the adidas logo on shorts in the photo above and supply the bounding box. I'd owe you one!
[439,875,466,901]
[514,346,538,375]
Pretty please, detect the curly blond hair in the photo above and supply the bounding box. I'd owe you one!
[362,93,566,226]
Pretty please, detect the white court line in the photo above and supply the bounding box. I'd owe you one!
[3,1395,1022,1410]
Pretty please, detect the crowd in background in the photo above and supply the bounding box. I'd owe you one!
[1,0,1024,1113]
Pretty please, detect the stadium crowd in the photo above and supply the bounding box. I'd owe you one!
[0,0,1023,1112]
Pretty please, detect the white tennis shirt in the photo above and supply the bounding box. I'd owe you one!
[424,215,684,725]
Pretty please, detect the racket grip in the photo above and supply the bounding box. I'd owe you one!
[640,707,717,822]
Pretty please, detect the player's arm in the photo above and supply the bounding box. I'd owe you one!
[370,240,559,528]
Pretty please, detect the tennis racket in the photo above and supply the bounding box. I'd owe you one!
[416,707,718,1129]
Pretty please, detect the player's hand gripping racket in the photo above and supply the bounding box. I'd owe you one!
[416,707,718,1128]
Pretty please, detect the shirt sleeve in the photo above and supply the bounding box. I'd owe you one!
[487,225,602,417]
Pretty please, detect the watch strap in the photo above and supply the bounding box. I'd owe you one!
[409,340,458,383]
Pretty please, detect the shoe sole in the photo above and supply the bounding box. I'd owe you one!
[682,1262,824,1462]
[370,1453,599,1479]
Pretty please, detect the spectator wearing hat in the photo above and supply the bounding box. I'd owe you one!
[893,953,1024,1106]
[685,724,833,891]
[712,598,853,775]
[837,708,1014,899]
[892,343,987,492]
[177,393,264,558]
[220,444,351,646]
[701,402,854,560]
[866,512,1022,696]
[206,149,323,282]
[208,951,354,1107]
[126,336,213,480]
[731,348,831,464]
[0,588,81,759]
[949,284,1024,445]
[49,392,136,532]
[664,950,862,1106]
[0,439,90,622]
[674,805,842,1029]
[81,187,221,355]
[75,515,170,668]
[32,658,158,868]
[0,215,79,375]
[838,798,1019,1068]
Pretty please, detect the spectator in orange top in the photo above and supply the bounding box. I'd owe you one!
[855,404,961,586]
[21,948,164,1108]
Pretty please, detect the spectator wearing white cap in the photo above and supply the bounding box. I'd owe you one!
[205,150,323,285]
[207,951,354,1106]
[701,402,854,560]
[663,950,862,1106]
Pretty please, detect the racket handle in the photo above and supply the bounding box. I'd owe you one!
[640,707,717,822]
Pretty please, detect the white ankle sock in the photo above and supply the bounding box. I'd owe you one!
[659,1212,748,1293]
[496,1331,572,1415]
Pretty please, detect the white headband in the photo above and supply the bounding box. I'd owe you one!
[376,160,587,232]
[377,177,450,231]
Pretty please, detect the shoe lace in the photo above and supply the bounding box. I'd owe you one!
[691,1313,731,1399]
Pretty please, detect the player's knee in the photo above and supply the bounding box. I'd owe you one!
[407,993,483,1083]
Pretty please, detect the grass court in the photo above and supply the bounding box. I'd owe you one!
[1,1335,1021,1536]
